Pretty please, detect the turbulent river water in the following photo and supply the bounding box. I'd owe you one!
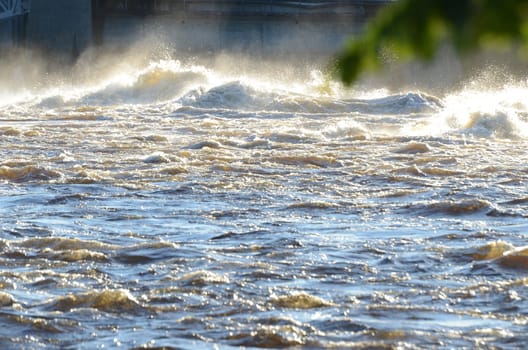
[0,52,528,349]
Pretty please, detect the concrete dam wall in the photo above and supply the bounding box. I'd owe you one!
[93,0,389,57]
[0,0,29,51]
[2,0,391,59]
[26,0,92,56]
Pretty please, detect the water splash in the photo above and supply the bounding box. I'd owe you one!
[2,49,528,141]
[417,79,528,139]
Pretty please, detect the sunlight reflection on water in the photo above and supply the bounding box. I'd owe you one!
[0,54,527,349]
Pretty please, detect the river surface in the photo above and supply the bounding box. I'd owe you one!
[0,53,528,349]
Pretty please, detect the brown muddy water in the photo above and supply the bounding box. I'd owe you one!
[0,56,528,349]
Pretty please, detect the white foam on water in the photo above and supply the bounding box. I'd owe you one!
[2,47,528,143]
[412,81,528,140]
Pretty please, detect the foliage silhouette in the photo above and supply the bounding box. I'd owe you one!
[336,0,528,85]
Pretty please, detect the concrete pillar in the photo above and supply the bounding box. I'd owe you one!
[0,14,27,52]
[26,0,92,58]
[0,19,14,50]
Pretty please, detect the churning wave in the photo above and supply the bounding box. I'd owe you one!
[179,84,445,114]
[4,58,528,140]
[445,109,528,139]
[18,59,443,113]
[82,65,209,105]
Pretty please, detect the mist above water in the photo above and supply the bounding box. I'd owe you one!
[2,39,528,142]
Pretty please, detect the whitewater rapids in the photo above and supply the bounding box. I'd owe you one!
[0,56,527,349]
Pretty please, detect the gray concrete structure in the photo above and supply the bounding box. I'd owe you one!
[25,0,92,58]
[0,17,20,50]
[1,1,390,59]
[0,0,29,51]
[101,17,363,59]
[94,0,389,59]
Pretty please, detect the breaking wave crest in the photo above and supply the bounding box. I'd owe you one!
[81,60,209,105]
[344,92,444,115]
[407,199,494,216]
[179,81,444,114]
[449,110,528,139]
[425,82,528,140]
[3,56,528,140]
[0,165,61,183]
[470,241,528,270]
[271,292,334,309]
[51,289,143,313]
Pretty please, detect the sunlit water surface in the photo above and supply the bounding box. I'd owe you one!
[1,56,528,349]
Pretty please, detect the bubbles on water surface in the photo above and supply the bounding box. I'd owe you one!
[1,49,528,349]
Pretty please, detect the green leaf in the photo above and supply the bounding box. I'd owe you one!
[336,0,528,85]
